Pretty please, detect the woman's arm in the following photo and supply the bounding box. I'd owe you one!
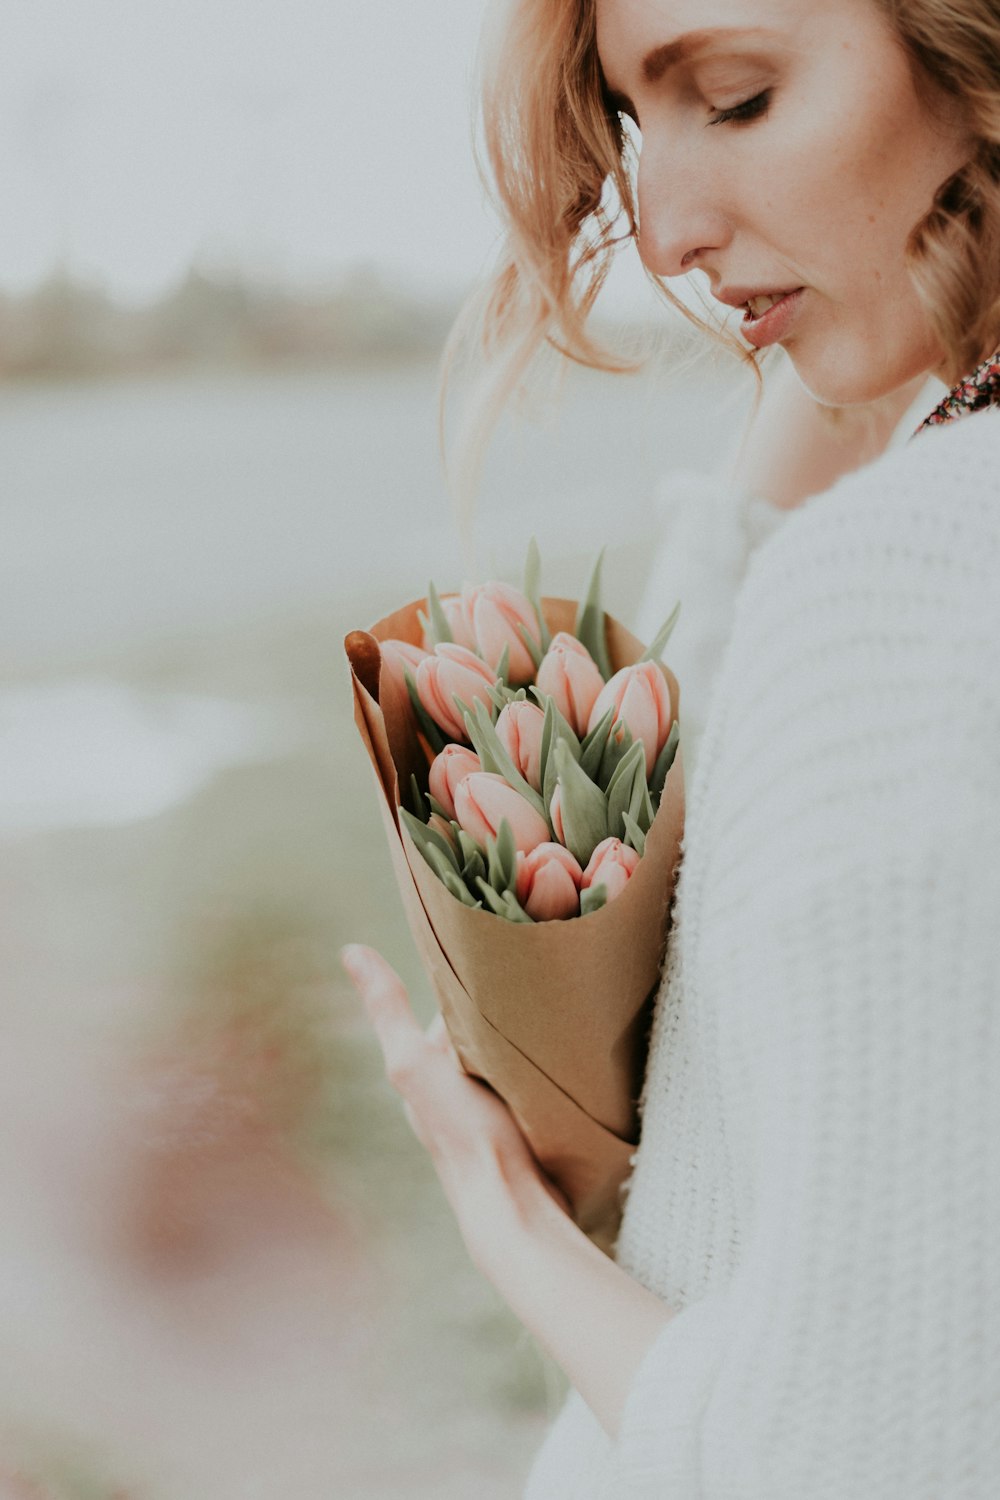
[730,354,931,510]
[340,946,673,1438]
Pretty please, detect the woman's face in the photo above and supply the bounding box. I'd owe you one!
[596,0,974,404]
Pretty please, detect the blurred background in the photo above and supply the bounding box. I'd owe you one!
[0,2,751,1495]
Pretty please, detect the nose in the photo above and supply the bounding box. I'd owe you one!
[635,135,733,280]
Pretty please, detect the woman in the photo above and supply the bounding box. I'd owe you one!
[343,0,1000,1493]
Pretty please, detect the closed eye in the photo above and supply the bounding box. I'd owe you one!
[708,89,771,126]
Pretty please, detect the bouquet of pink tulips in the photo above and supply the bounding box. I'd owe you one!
[345,546,684,1249]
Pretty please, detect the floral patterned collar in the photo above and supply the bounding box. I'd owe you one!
[916,348,1000,434]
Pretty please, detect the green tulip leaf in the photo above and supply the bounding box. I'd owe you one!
[553,739,609,866]
[580,706,615,778]
[580,883,608,917]
[427,580,455,647]
[496,642,511,690]
[574,548,613,681]
[606,740,647,841]
[622,812,647,857]
[409,774,429,821]
[598,720,634,788]
[475,878,533,923]
[484,821,517,894]
[499,890,534,924]
[495,817,518,890]
[401,807,461,876]
[639,600,681,664]
[650,720,681,800]
[517,622,544,671]
[429,848,478,905]
[402,666,447,754]
[523,536,552,652]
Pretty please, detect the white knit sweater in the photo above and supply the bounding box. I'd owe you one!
[525,406,1000,1499]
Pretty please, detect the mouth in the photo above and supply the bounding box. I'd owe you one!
[731,287,806,349]
[743,291,797,320]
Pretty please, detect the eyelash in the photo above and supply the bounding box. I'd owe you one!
[708,89,772,127]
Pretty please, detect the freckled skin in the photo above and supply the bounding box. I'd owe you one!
[597,0,974,404]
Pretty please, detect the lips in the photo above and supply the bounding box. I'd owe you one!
[713,285,804,315]
[739,288,805,349]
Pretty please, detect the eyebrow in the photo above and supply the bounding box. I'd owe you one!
[604,26,784,113]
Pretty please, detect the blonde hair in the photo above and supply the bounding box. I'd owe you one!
[444,0,1000,487]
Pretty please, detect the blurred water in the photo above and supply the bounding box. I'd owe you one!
[0,356,751,673]
[0,678,306,836]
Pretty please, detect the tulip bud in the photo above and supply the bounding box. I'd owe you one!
[535,632,605,736]
[414,643,498,741]
[515,842,584,921]
[428,744,482,821]
[421,592,477,652]
[380,639,430,700]
[464,581,542,686]
[495,701,545,792]
[587,662,673,778]
[454,772,550,855]
[582,837,641,906]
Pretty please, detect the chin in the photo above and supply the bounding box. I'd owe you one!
[785,332,939,409]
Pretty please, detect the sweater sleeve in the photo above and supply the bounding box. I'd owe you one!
[606,429,1000,1499]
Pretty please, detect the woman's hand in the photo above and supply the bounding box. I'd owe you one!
[340,942,675,1438]
[340,944,567,1274]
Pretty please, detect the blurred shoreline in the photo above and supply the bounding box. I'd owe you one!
[0,265,459,382]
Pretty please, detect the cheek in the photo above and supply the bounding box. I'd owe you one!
[747,44,933,277]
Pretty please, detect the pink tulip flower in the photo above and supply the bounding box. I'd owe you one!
[582,837,641,905]
[515,842,584,922]
[421,593,477,653]
[380,639,430,701]
[464,582,542,686]
[587,662,673,778]
[415,643,498,741]
[428,744,482,821]
[454,772,550,855]
[535,632,605,736]
[495,701,545,791]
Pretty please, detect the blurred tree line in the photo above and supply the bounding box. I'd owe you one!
[0,264,457,379]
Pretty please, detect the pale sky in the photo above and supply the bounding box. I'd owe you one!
[3,0,655,310]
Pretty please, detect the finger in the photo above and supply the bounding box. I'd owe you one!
[425,1011,452,1053]
[341,945,426,1088]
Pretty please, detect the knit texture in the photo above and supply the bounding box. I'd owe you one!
[525,407,1000,1499]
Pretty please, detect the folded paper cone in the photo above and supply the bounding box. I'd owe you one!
[345,597,685,1251]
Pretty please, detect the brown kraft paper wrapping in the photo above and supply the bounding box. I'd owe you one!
[345,596,685,1251]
